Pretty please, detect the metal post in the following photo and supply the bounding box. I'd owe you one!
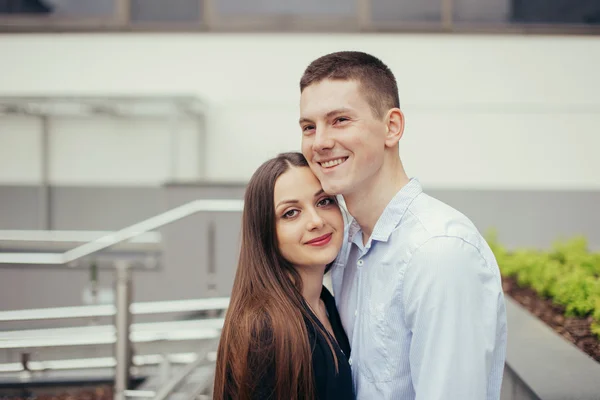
[207,219,217,297]
[202,0,217,30]
[39,115,51,230]
[114,261,133,400]
[196,114,207,180]
[441,0,454,30]
[356,0,371,31]
[169,112,180,182]
[115,0,131,28]
[159,350,171,385]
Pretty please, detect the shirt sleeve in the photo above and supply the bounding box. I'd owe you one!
[402,236,503,400]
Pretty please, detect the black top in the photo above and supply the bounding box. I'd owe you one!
[246,286,354,400]
[309,286,354,400]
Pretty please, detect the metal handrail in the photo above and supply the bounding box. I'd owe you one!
[0,199,243,400]
[0,297,230,322]
[0,230,160,243]
[0,319,224,349]
[0,352,202,374]
[0,318,224,340]
[152,344,216,400]
[0,199,244,266]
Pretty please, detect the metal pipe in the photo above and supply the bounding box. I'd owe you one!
[196,114,207,180]
[116,0,131,26]
[152,349,210,400]
[169,112,180,181]
[356,0,371,30]
[441,0,454,30]
[62,200,243,264]
[39,115,51,230]
[0,352,199,374]
[0,297,229,322]
[124,390,156,398]
[0,199,244,265]
[114,261,133,400]
[0,230,161,243]
[207,219,217,295]
[202,0,217,29]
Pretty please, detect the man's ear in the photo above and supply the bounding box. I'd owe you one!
[384,108,405,148]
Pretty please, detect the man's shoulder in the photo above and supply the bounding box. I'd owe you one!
[397,192,500,271]
[396,192,487,251]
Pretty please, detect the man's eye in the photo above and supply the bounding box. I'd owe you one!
[334,117,349,124]
[318,198,334,207]
[302,125,315,132]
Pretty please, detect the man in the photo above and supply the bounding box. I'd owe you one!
[299,51,507,399]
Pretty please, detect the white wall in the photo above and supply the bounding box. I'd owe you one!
[0,33,598,189]
[0,116,201,185]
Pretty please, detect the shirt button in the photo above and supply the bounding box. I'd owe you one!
[357,260,364,267]
[348,358,353,366]
[354,310,358,317]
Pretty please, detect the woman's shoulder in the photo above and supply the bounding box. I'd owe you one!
[320,285,334,300]
[320,285,337,310]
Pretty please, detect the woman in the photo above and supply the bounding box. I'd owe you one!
[213,152,353,400]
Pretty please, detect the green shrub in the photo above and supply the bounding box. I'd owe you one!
[486,231,600,339]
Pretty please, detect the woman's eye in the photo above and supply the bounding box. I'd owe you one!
[283,209,299,218]
[302,125,315,132]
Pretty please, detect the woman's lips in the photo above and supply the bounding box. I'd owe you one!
[305,233,333,246]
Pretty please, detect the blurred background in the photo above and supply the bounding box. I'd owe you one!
[0,1,599,400]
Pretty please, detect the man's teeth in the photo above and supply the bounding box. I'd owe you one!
[321,158,345,168]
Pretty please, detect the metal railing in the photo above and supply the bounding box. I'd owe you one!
[0,199,243,400]
[0,318,224,345]
[0,297,229,322]
[0,0,599,35]
[0,199,243,266]
[151,345,214,400]
[0,229,163,268]
[0,351,205,374]
[0,230,160,243]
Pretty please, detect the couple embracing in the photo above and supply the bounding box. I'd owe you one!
[213,51,507,400]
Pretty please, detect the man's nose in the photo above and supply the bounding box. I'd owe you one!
[312,127,334,153]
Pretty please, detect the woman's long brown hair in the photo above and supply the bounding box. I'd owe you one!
[213,152,339,400]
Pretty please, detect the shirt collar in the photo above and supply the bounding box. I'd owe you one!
[348,178,423,245]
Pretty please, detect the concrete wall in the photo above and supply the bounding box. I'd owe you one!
[0,33,598,189]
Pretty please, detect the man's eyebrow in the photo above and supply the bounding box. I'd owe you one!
[325,108,353,119]
[299,108,354,125]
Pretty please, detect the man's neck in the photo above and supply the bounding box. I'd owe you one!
[344,158,409,244]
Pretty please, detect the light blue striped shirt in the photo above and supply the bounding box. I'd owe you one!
[331,178,507,400]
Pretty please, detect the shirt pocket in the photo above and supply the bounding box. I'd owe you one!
[356,298,393,383]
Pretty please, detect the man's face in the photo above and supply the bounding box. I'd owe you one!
[300,79,388,196]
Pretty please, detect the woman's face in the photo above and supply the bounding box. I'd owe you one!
[274,166,344,271]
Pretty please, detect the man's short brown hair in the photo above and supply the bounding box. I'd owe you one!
[300,51,400,118]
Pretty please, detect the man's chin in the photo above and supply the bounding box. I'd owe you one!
[321,180,345,196]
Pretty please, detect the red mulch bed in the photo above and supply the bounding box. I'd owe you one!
[502,275,600,363]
